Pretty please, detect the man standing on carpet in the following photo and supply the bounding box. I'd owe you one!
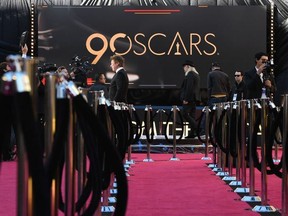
[180,60,200,139]
[109,54,129,103]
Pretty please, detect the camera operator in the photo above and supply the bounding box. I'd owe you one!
[69,56,92,87]
[244,52,275,99]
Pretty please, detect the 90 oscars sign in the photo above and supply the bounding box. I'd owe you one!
[38,6,267,88]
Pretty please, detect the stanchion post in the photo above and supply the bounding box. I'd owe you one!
[252,99,276,212]
[226,102,233,177]
[202,106,211,161]
[240,100,247,188]
[44,74,57,160]
[77,90,87,214]
[241,99,261,202]
[24,58,40,118]
[16,112,29,216]
[127,104,135,164]
[235,101,241,182]
[227,102,241,184]
[217,103,229,177]
[170,105,180,161]
[260,99,268,205]
[143,105,153,162]
[157,109,164,135]
[282,94,288,215]
[65,97,76,215]
[217,103,223,171]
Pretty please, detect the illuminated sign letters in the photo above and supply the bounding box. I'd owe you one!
[86,32,217,64]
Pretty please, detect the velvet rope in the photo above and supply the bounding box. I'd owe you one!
[265,107,283,178]
[214,109,229,154]
[97,104,113,191]
[74,96,128,216]
[208,110,217,148]
[130,108,142,144]
[250,108,276,176]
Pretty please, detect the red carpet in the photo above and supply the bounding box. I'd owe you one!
[0,153,282,215]
[126,153,260,216]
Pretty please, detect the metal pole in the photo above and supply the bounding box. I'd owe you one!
[240,100,247,188]
[65,97,75,215]
[143,105,153,162]
[260,99,268,205]
[235,102,241,182]
[17,126,29,216]
[228,102,241,185]
[227,103,233,177]
[217,103,223,171]
[24,58,39,118]
[282,94,288,215]
[77,91,87,214]
[217,103,229,177]
[158,109,163,135]
[241,99,261,201]
[170,105,179,161]
[234,100,250,194]
[252,99,276,212]
[127,104,135,164]
[44,74,57,161]
[202,106,211,161]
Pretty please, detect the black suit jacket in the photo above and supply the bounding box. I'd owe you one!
[244,68,264,99]
[109,69,129,102]
[180,71,200,103]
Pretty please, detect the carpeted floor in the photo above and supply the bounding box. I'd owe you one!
[0,153,283,215]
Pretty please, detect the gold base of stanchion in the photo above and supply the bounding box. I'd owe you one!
[241,195,261,202]
[170,157,180,161]
[143,158,154,162]
[252,205,277,212]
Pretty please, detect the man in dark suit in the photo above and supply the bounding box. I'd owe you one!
[230,70,246,101]
[109,55,129,103]
[244,52,275,99]
[180,60,200,138]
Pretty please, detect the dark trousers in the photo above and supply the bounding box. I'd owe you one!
[182,102,197,135]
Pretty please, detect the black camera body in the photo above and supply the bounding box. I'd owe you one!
[264,60,272,69]
[38,63,57,74]
[69,55,93,75]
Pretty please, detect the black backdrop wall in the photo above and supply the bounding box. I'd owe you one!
[1,0,288,106]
